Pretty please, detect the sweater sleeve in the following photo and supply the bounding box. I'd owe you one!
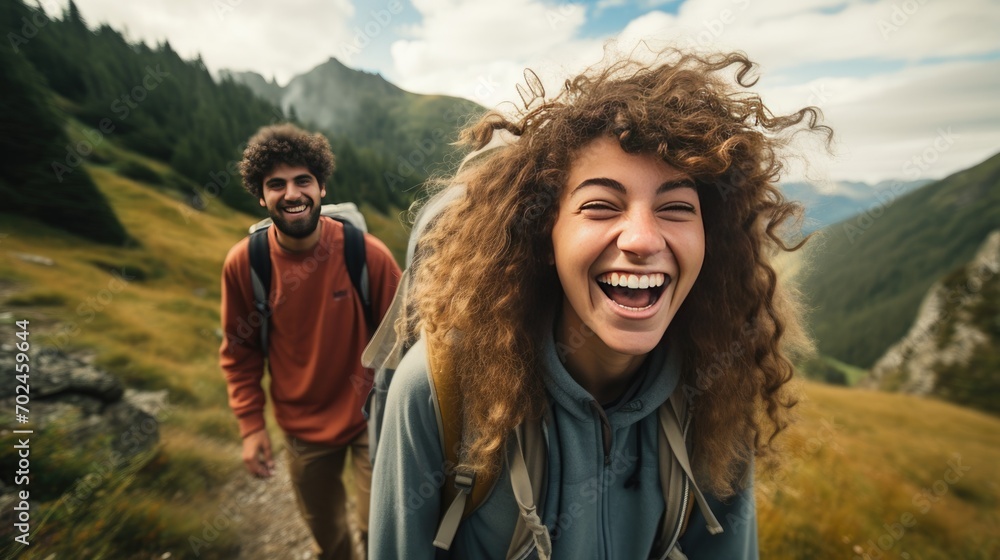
[218,243,267,438]
[369,340,445,560]
[677,478,759,560]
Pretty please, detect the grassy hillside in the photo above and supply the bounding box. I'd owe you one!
[801,152,1000,367]
[758,382,1000,559]
[0,144,410,557]
[2,147,997,557]
[0,164,249,558]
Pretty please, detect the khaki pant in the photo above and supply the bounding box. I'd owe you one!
[285,431,371,560]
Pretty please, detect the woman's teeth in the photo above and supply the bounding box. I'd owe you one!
[596,272,666,289]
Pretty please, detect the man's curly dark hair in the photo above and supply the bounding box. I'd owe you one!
[239,124,335,199]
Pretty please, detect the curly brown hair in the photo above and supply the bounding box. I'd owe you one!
[407,49,829,498]
[239,124,335,199]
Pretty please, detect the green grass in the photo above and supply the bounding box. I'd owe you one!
[827,355,869,386]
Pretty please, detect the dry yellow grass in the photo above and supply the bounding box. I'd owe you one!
[758,382,1000,559]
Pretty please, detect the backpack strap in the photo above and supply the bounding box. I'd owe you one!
[653,393,723,558]
[427,334,500,552]
[336,218,374,335]
[246,218,373,357]
[248,227,272,358]
[506,416,551,560]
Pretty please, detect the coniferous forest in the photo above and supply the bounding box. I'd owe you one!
[1,0,424,245]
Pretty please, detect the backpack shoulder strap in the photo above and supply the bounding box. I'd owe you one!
[506,414,551,560]
[427,334,500,551]
[653,392,724,557]
[248,227,272,358]
[337,219,374,335]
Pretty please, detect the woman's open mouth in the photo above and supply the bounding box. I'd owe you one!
[596,272,670,311]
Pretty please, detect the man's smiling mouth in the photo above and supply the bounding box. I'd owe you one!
[596,272,670,310]
[282,204,308,214]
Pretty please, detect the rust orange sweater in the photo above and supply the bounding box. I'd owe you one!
[219,217,401,446]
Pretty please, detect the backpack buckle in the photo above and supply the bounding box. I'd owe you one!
[453,467,476,495]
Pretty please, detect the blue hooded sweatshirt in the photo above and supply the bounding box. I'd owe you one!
[370,328,759,559]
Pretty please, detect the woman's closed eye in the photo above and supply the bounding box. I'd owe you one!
[657,203,697,216]
[579,201,621,218]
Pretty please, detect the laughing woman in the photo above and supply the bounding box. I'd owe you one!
[369,49,829,559]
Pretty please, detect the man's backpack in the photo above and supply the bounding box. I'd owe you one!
[360,133,724,559]
[248,202,374,357]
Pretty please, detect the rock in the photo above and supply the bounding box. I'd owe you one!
[0,343,162,496]
[867,230,1000,394]
[10,252,55,266]
[0,346,123,401]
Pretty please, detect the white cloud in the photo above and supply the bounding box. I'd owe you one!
[49,0,1000,182]
[389,0,593,107]
[766,59,1000,183]
[388,0,1000,181]
[667,0,1000,70]
[56,0,355,85]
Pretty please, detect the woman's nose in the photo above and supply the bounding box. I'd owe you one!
[617,211,666,258]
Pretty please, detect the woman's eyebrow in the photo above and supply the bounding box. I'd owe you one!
[571,177,696,195]
[658,178,696,193]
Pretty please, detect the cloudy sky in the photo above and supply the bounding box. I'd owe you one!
[45,0,1000,186]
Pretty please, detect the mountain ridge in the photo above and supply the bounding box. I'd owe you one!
[801,150,1000,368]
[781,178,931,233]
[224,57,484,179]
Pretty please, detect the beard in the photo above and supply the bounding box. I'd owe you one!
[269,200,322,239]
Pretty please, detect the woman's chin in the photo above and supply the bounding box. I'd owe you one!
[596,329,665,358]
